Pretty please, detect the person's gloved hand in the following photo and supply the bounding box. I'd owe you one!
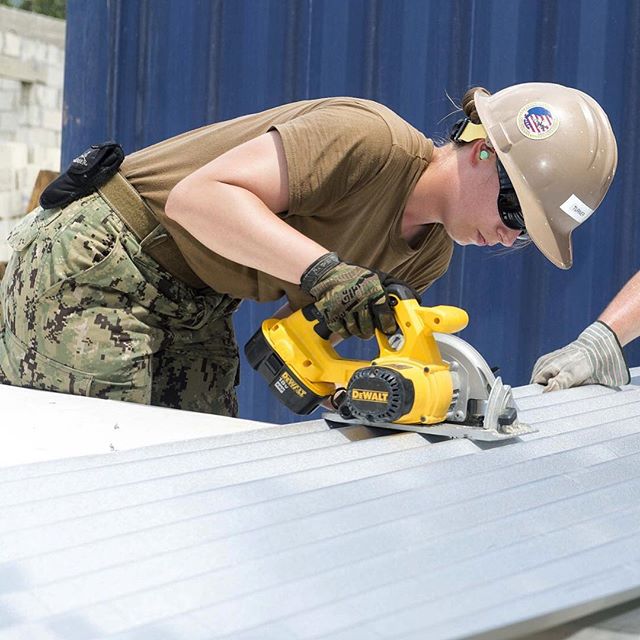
[300,252,397,339]
[530,321,630,392]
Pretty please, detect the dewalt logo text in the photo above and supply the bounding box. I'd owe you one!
[351,389,389,403]
[279,372,307,398]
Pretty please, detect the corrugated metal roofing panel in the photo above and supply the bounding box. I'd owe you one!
[0,372,639,638]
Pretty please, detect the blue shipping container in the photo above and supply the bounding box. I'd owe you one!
[63,0,640,423]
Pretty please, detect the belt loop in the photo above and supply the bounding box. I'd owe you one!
[140,225,170,251]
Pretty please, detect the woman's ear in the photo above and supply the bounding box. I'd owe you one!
[469,139,493,165]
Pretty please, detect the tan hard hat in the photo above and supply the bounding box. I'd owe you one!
[474,83,618,269]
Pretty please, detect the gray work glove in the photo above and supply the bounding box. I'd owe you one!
[300,252,397,340]
[530,321,630,392]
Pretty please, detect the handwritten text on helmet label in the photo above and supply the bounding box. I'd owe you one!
[560,194,594,224]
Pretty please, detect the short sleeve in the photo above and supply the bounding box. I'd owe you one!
[271,101,394,215]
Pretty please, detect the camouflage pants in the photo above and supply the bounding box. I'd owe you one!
[0,193,241,416]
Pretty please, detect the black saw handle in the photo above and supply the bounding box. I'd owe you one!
[304,282,418,340]
[302,305,333,340]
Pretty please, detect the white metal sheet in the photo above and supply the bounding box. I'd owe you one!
[0,371,639,639]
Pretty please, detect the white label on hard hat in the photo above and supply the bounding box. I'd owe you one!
[517,102,559,140]
[560,194,594,224]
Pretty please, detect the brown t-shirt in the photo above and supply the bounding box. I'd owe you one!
[122,97,453,309]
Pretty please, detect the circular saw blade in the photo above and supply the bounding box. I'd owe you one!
[434,333,496,405]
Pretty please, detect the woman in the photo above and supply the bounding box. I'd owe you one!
[0,83,617,416]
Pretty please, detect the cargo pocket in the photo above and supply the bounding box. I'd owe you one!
[0,327,143,401]
[0,327,95,396]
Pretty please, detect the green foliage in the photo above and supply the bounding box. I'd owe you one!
[0,0,66,19]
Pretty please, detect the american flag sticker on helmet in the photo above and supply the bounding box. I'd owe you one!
[561,194,595,224]
[517,102,560,140]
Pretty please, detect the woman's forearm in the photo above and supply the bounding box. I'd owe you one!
[598,270,640,346]
[165,179,327,284]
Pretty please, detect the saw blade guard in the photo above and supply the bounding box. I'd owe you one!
[434,333,531,434]
[434,333,496,421]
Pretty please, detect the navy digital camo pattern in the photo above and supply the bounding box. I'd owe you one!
[0,194,240,416]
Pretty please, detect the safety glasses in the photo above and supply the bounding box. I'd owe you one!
[496,159,527,235]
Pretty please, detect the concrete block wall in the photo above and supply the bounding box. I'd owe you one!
[0,6,65,261]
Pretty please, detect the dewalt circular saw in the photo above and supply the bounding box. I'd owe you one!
[245,284,535,441]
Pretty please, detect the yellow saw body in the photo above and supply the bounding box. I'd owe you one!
[245,284,535,441]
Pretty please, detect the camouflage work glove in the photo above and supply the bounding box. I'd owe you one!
[530,321,630,392]
[300,252,397,340]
